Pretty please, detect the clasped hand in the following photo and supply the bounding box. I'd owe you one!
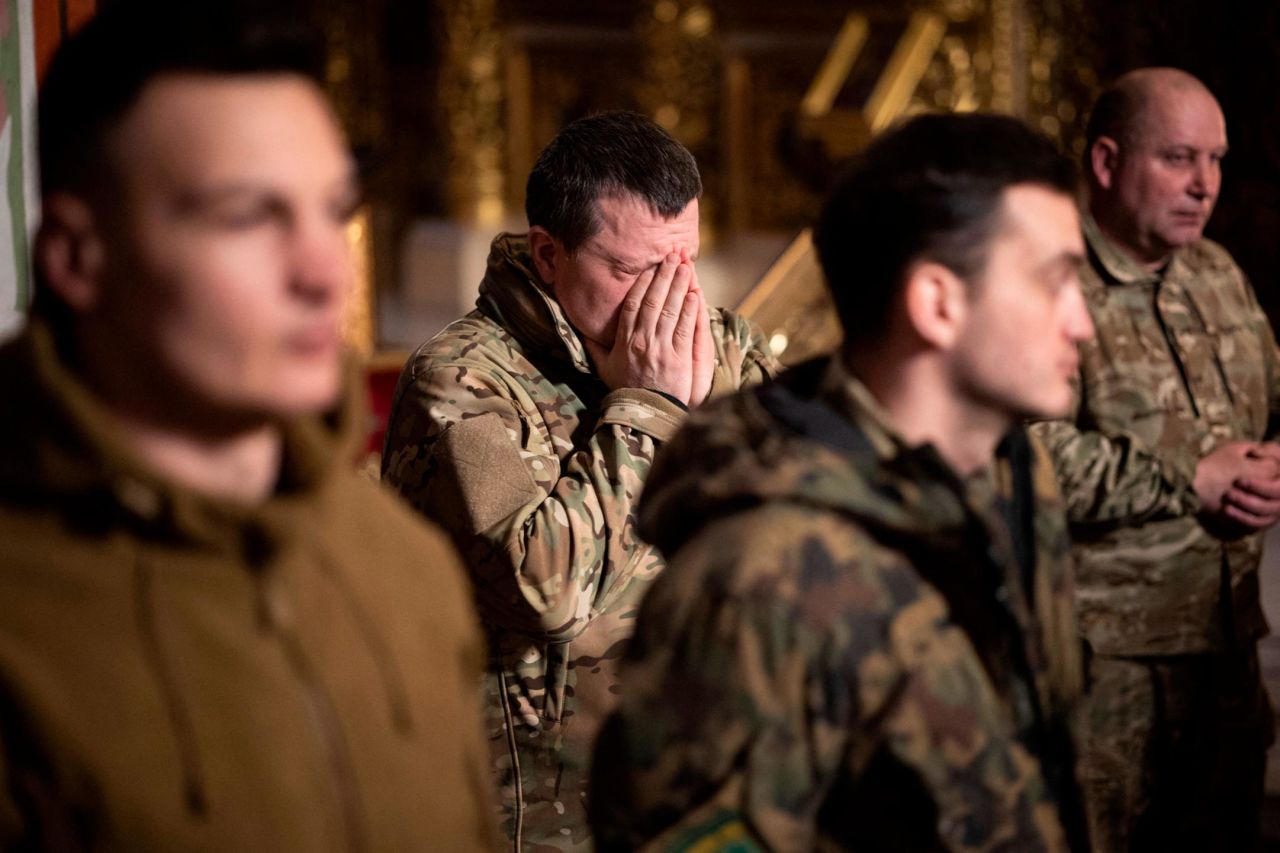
[1195,440,1280,534]
[585,252,714,407]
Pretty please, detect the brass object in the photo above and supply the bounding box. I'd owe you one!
[736,231,842,363]
[342,205,376,359]
[865,11,947,131]
[737,0,1087,365]
[440,0,506,226]
[800,15,869,119]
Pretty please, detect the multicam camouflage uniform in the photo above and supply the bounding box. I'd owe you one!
[382,233,777,851]
[1030,216,1280,851]
[591,358,1088,852]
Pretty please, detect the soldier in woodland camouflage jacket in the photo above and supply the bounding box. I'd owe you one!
[382,113,776,851]
[591,113,1095,851]
[1029,69,1280,851]
[592,360,1088,852]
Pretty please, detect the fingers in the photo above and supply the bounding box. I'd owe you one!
[1223,485,1280,519]
[1222,501,1277,530]
[635,254,680,341]
[672,289,699,354]
[688,292,715,406]
[1247,442,1280,463]
[653,261,694,344]
[615,265,656,345]
[1233,469,1280,500]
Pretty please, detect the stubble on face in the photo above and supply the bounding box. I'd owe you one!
[952,184,1092,424]
[1094,71,1227,267]
[553,193,700,348]
[88,73,357,431]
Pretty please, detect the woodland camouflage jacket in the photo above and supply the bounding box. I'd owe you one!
[381,233,777,850]
[1031,217,1280,656]
[591,358,1088,852]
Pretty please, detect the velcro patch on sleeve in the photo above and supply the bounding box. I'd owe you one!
[431,411,543,535]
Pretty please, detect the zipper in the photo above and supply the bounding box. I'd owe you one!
[315,554,414,736]
[264,583,368,853]
[133,556,209,818]
[1152,283,1202,419]
[498,669,524,852]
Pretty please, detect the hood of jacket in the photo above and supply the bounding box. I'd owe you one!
[639,358,984,556]
[0,316,365,555]
[475,232,597,377]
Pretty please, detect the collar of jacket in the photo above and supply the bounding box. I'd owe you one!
[0,316,363,561]
[638,356,1022,556]
[475,232,595,376]
[1082,211,1196,288]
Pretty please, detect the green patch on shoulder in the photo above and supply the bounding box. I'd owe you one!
[666,810,764,853]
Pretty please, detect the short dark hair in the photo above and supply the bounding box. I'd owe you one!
[34,0,328,332]
[38,0,326,197]
[1083,84,1146,166]
[813,112,1076,347]
[524,111,702,252]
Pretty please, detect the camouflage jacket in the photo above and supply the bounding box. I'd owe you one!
[591,358,1087,852]
[382,233,777,850]
[1030,217,1280,656]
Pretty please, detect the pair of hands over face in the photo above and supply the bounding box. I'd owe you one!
[1195,441,1280,536]
[584,253,715,407]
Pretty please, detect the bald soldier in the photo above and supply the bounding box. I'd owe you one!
[1032,68,1280,850]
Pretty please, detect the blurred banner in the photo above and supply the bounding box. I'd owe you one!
[1,0,39,339]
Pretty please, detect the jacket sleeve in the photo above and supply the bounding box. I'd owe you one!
[382,359,685,644]
[1028,383,1199,534]
[707,309,781,397]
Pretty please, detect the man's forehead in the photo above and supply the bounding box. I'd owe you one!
[998,184,1082,250]
[108,72,349,189]
[1131,87,1226,147]
[589,193,700,260]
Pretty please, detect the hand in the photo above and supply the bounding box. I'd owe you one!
[687,263,715,407]
[585,253,702,404]
[1221,443,1280,529]
[1195,441,1280,534]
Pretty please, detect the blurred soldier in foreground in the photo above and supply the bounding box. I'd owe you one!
[381,111,777,850]
[0,3,495,848]
[591,113,1095,851]
[1031,68,1280,851]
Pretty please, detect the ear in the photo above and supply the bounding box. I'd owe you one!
[901,260,968,350]
[527,226,562,290]
[35,193,107,312]
[1090,136,1121,191]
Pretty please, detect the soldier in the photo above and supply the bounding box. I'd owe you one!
[590,112,1095,851]
[381,111,777,849]
[1030,68,1280,851]
[0,2,496,848]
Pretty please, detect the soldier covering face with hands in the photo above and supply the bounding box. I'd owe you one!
[381,110,777,850]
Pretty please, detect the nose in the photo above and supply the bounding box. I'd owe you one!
[290,216,352,306]
[1063,282,1095,344]
[1188,156,1220,202]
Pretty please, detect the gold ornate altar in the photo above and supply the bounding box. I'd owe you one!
[319,0,1100,359]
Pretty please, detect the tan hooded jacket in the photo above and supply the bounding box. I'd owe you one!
[0,320,497,851]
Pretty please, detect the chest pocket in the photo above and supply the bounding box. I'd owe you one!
[1080,288,1195,447]
[1165,282,1269,440]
